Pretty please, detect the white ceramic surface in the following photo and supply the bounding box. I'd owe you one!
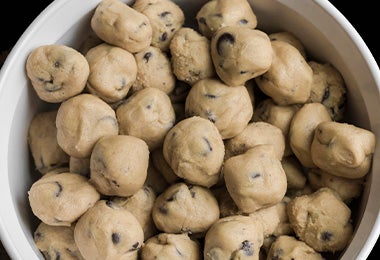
[0,0,379,259]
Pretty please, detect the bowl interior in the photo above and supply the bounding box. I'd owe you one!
[1,0,379,259]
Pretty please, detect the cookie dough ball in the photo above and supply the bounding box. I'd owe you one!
[311,121,376,179]
[152,182,220,234]
[267,235,324,260]
[170,27,215,85]
[116,88,176,150]
[289,103,332,168]
[307,168,363,203]
[141,233,201,260]
[34,222,84,260]
[111,185,157,240]
[90,135,149,197]
[131,46,176,94]
[255,40,313,105]
[287,187,353,252]
[151,148,180,184]
[28,110,69,174]
[223,145,287,213]
[307,61,347,121]
[91,0,152,53]
[196,0,257,38]
[69,157,90,178]
[253,98,299,156]
[162,116,225,187]
[224,121,285,160]
[185,78,253,139]
[85,43,137,103]
[281,155,307,190]
[78,31,103,55]
[74,200,144,260]
[211,26,272,86]
[56,93,118,158]
[204,215,263,260]
[269,31,307,59]
[28,172,100,226]
[26,44,89,103]
[133,0,185,51]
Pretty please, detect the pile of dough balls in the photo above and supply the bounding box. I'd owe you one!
[25,0,376,259]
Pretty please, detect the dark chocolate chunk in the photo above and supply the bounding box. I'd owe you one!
[116,77,126,91]
[44,82,63,92]
[198,17,206,25]
[241,240,254,256]
[159,205,168,214]
[250,172,261,179]
[321,231,333,241]
[204,93,217,99]
[55,251,61,260]
[111,180,120,187]
[143,52,152,63]
[205,110,216,123]
[112,233,120,244]
[130,241,140,251]
[216,33,235,56]
[160,11,171,18]
[214,13,223,17]
[203,137,213,152]
[239,19,248,24]
[240,71,248,74]
[54,61,61,68]
[106,200,114,208]
[321,86,330,103]
[160,32,168,42]
[55,181,63,197]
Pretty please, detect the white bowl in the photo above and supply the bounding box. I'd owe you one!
[0,0,379,259]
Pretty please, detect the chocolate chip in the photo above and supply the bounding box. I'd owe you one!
[240,70,248,74]
[159,205,168,214]
[160,32,168,42]
[241,240,254,256]
[116,77,126,91]
[143,52,152,63]
[272,248,284,260]
[204,93,217,99]
[321,86,330,103]
[55,181,63,197]
[106,200,114,208]
[239,19,248,24]
[166,193,176,202]
[54,61,61,68]
[111,180,120,187]
[55,251,61,260]
[146,104,152,109]
[203,137,213,152]
[175,247,183,256]
[112,233,120,244]
[34,231,43,240]
[216,33,235,56]
[321,231,333,241]
[250,172,261,179]
[131,242,140,251]
[205,110,216,123]
[44,82,63,92]
[214,13,223,17]
[160,11,171,18]
[198,17,206,25]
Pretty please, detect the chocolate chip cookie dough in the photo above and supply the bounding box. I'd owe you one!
[152,182,219,234]
[269,31,307,59]
[210,26,272,86]
[311,121,376,179]
[162,116,225,187]
[28,172,100,226]
[169,27,215,85]
[74,200,144,260]
[133,0,185,52]
[185,78,253,139]
[223,144,287,213]
[141,233,201,260]
[91,0,152,53]
[90,135,149,197]
[116,87,176,150]
[85,43,137,103]
[132,46,176,94]
[34,222,84,260]
[26,44,89,103]
[56,93,119,158]
[28,110,69,174]
[196,0,257,38]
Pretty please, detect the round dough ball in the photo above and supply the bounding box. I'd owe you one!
[224,121,285,161]
[91,0,152,53]
[85,43,137,103]
[196,0,257,38]
[152,182,220,234]
[28,110,69,174]
[34,222,84,260]
[28,172,100,226]
[211,26,272,86]
[169,27,215,85]
[255,40,313,105]
[26,44,89,103]
[185,78,253,139]
[289,102,332,168]
[90,135,149,197]
[74,200,144,260]
[223,144,287,213]
[131,46,176,94]
[310,121,376,179]
[141,233,201,260]
[133,0,185,51]
[204,215,263,260]
[56,93,119,158]
[163,116,225,187]
[116,88,176,150]
[269,31,307,59]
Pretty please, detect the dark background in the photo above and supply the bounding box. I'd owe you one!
[0,0,378,259]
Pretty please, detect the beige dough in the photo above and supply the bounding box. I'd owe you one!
[28,172,100,226]
[211,26,272,86]
[151,148,180,184]
[269,31,307,59]
[90,135,149,197]
[91,0,152,53]
[85,43,137,103]
[162,116,225,187]
[144,161,170,195]
[28,110,69,174]
[69,157,90,178]
[185,78,253,139]
[74,200,144,260]
[56,93,119,158]
[281,155,307,190]
[26,44,89,103]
